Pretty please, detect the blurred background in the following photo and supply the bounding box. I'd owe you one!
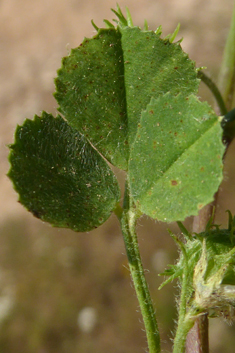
[1,0,235,352]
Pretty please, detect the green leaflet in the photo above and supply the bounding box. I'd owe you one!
[55,29,129,170]
[119,26,199,146]
[129,93,225,222]
[55,25,199,170]
[8,113,120,232]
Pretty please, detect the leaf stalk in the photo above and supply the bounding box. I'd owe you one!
[120,182,160,353]
[197,70,227,115]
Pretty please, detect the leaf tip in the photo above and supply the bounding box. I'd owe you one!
[155,25,162,35]
[103,19,115,29]
[91,19,99,32]
[164,23,181,43]
[125,6,134,27]
[144,19,149,31]
[111,4,128,27]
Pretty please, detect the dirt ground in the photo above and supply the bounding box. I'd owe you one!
[1,0,235,352]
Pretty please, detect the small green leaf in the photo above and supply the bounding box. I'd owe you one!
[129,93,225,222]
[8,113,120,232]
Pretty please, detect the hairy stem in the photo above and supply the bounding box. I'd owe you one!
[173,239,195,353]
[119,182,160,353]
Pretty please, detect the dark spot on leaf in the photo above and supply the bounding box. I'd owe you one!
[171,180,178,186]
[31,209,42,219]
[174,132,177,136]
[174,67,178,70]
[200,167,205,172]
[149,110,154,114]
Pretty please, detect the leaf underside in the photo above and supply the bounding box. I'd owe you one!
[8,113,120,232]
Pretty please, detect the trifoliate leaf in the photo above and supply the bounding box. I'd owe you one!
[8,113,120,232]
[55,19,199,169]
[129,93,225,222]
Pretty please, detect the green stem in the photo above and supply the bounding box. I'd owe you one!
[119,182,160,353]
[173,239,194,353]
[197,70,227,115]
[218,2,235,111]
[173,314,195,353]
